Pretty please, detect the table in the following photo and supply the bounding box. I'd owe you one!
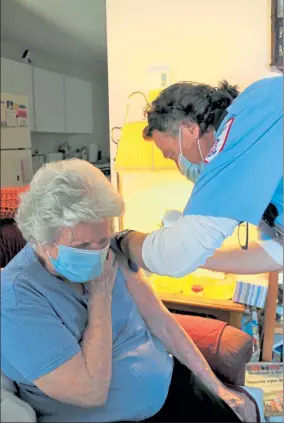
[157,291,246,329]
[157,271,280,361]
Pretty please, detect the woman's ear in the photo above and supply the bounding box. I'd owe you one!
[38,242,57,260]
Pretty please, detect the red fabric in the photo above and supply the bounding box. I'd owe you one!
[0,186,29,219]
[174,314,252,386]
[174,314,227,365]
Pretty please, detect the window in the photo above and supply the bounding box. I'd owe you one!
[271,0,283,71]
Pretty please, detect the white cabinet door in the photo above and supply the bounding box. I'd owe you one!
[33,68,65,133]
[1,58,35,131]
[64,76,93,134]
[1,150,33,188]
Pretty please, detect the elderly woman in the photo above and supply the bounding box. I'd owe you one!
[1,159,257,423]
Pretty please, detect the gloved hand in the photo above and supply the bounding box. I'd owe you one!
[110,236,120,254]
[110,231,139,273]
[161,210,182,228]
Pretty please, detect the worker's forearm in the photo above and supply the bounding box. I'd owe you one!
[150,311,221,395]
[203,242,282,274]
[81,286,112,400]
[120,232,149,270]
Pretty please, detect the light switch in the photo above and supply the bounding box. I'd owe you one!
[146,66,171,91]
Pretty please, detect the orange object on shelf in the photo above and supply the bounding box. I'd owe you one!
[191,285,204,293]
[0,186,29,219]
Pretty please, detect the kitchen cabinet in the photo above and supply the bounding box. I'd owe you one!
[64,76,93,134]
[33,68,65,133]
[1,58,35,130]
[1,58,94,134]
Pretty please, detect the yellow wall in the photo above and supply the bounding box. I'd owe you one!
[118,171,193,232]
[119,171,258,248]
[107,0,271,246]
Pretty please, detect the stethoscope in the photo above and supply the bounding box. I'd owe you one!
[214,110,282,250]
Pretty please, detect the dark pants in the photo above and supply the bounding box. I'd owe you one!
[143,359,242,423]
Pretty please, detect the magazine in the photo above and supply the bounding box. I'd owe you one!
[245,362,283,417]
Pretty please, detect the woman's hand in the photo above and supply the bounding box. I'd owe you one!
[218,384,257,422]
[90,249,118,296]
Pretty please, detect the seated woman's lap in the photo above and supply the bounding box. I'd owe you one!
[142,359,241,423]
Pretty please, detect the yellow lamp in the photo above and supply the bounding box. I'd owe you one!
[115,90,176,172]
[147,88,163,104]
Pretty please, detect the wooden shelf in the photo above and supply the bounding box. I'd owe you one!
[157,291,246,313]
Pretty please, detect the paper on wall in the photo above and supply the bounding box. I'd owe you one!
[1,101,6,126]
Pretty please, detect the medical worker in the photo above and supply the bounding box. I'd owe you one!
[113,76,283,277]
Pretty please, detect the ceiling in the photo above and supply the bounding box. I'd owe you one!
[1,0,107,64]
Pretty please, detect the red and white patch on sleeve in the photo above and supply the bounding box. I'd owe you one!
[204,117,234,163]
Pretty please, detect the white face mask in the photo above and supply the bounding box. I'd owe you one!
[177,127,205,183]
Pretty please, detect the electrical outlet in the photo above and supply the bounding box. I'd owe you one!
[160,72,168,87]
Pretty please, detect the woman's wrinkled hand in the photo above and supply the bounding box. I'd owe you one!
[218,384,257,422]
[91,249,118,296]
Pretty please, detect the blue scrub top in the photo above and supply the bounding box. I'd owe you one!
[184,76,283,230]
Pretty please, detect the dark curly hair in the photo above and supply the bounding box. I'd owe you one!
[144,80,239,138]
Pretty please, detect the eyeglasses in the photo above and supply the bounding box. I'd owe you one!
[238,221,249,250]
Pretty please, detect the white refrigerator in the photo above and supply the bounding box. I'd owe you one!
[1,93,33,188]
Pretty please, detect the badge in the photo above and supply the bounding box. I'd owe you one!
[204,117,234,163]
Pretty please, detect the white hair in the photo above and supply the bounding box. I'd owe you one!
[16,159,124,243]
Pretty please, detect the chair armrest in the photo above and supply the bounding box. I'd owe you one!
[1,390,37,423]
[217,324,252,385]
[173,314,252,386]
[1,371,37,422]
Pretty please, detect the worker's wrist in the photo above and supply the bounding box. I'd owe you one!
[115,229,135,255]
[120,231,135,256]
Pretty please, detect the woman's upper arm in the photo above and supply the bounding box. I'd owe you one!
[1,300,98,406]
[2,300,80,381]
[124,267,169,322]
[33,351,104,407]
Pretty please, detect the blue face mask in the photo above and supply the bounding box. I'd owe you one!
[178,155,205,183]
[177,127,205,183]
[49,243,109,283]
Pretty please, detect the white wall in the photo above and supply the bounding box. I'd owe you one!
[1,39,110,156]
